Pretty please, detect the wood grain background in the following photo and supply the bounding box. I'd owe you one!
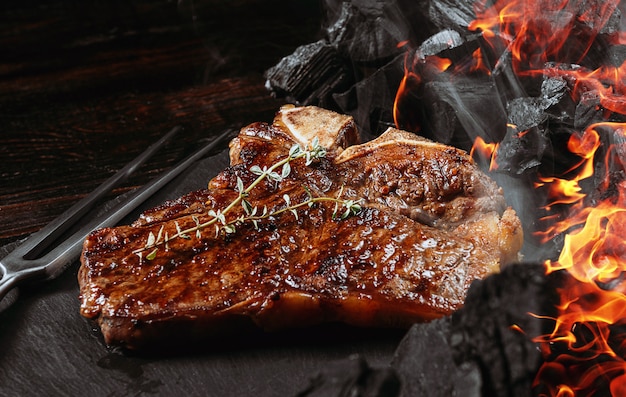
[0,0,323,246]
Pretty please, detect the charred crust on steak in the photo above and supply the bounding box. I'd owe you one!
[78,105,523,350]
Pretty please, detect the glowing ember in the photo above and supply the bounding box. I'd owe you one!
[394,0,626,394]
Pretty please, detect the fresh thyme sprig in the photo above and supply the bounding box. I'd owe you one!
[134,138,361,261]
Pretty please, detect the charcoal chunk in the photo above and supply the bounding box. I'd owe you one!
[426,0,477,31]
[495,125,549,175]
[576,0,623,34]
[391,264,561,397]
[325,0,409,65]
[449,263,561,397]
[507,97,549,133]
[419,75,508,148]
[392,319,482,397]
[416,29,465,59]
[575,90,604,129]
[539,76,569,109]
[264,40,353,108]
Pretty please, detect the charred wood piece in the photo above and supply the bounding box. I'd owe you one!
[423,0,477,32]
[495,125,549,176]
[264,40,353,108]
[326,0,411,65]
[415,29,465,59]
[417,75,508,149]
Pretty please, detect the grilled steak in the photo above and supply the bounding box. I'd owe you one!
[79,105,523,350]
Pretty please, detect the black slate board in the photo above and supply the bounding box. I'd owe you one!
[0,149,403,396]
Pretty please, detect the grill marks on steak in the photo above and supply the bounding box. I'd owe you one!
[78,105,523,350]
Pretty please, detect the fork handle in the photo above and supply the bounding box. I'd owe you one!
[0,263,46,304]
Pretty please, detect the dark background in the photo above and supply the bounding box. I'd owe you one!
[0,0,324,246]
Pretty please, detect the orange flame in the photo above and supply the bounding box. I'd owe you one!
[533,126,602,242]
[470,136,500,171]
[540,61,626,117]
[431,56,453,72]
[469,47,491,75]
[394,0,625,391]
[392,0,626,394]
[469,0,622,77]
[532,121,626,394]
[393,52,453,132]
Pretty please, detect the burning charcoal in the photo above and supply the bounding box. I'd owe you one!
[572,73,626,127]
[495,125,549,175]
[423,0,477,31]
[264,40,353,108]
[391,264,560,397]
[576,0,623,35]
[540,75,577,126]
[391,31,489,145]
[416,28,482,67]
[607,127,626,171]
[415,29,465,59]
[295,355,401,397]
[325,0,411,65]
[575,90,604,129]
[539,75,569,109]
[507,98,548,133]
[507,73,572,133]
[584,126,626,205]
[496,71,581,175]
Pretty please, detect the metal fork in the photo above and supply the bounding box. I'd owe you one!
[0,126,233,307]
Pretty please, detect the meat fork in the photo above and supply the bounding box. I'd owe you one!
[0,126,233,307]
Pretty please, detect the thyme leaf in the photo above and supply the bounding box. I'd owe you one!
[133,138,361,261]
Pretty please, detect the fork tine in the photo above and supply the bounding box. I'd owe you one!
[0,127,234,305]
[40,127,235,279]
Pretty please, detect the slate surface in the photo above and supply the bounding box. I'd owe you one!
[0,150,403,396]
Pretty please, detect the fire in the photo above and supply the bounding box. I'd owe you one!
[534,123,626,396]
[533,125,603,243]
[469,0,622,76]
[393,0,626,394]
[546,184,626,282]
[470,136,500,171]
[393,53,453,131]
[469,0,626,393]
[471,0,626,393]
[469,47,490,74]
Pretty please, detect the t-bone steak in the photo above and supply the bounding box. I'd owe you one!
[78,105,523,350]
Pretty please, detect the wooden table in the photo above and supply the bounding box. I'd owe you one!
[0,2,402,395]
[0,0,325,246]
